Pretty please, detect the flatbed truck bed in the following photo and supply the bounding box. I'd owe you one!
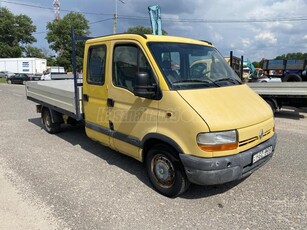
[248,82,307,110]
[248,82,307,96]
[26,80,83,119]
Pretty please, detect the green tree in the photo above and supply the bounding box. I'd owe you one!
[275,53,307,60]
[23,45,46,58]
[46,12,90,71]
[0,7,36,58]
[252,62,260,68]
[126,25,168,35]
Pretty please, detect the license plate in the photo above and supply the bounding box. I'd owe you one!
[252,146,273,164]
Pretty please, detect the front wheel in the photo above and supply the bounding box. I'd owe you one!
[145,144,190,197]
[7,80,12,84]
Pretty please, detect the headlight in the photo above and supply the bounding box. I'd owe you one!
[197,130,238,151]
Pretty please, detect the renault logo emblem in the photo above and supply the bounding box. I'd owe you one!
[259,129,264,140]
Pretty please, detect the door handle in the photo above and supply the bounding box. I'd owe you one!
[107,98,114,107]
[83,94,89,101]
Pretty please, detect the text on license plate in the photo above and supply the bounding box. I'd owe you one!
[252,146,273,164]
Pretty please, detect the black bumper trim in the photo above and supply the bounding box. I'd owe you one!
[179,134,277,185]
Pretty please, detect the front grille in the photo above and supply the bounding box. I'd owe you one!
[239,128,273,148]
[239,136,257,147]
[263,129,272,138]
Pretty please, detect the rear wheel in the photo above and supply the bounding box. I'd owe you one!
[145,144,190,197]
[42,109,61,134]
[282,74,302,82]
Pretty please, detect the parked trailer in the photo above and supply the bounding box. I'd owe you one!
[0,58,47,76]
[262,59,307,82]
[248,82,307,111]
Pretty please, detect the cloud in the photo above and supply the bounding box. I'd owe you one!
[2,0,307,61]
[255,31,277,45]
[242,39,251,48]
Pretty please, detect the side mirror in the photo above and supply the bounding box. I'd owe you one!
[134,72,157,99]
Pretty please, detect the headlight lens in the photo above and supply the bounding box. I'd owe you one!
[197,130,238,151]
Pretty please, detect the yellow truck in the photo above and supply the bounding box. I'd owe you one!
[26,33,277,197]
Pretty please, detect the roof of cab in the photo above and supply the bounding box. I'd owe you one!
[86,33,213,47]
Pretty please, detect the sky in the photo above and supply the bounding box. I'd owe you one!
[1,0,307,62]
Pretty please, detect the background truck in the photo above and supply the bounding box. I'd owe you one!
[25,30,276,197]
[247,82,307,112]
[225,54,307,111]
[262,59,307,82]
[247,60,307,111]
[40,66,74,80]
[0,58,47,77]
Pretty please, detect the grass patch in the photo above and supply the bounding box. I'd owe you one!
[0,78,7,84]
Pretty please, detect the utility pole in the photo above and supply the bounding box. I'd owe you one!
[113,13,117,34]
[53,0,61,20]
[113,0,125,34]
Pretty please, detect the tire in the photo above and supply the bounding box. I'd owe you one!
[22,80,26,85]
[7,80,12,84]
[42,109,61,134]
[145,144,190,197]
[282,74,302,82]
[265,99,277,113]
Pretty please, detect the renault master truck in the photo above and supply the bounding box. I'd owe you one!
[26,33,277,197]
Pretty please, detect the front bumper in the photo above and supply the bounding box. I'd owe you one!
[179,134,277,185]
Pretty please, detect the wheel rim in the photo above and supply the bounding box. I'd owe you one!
[151,154,175,188]
[44,111,51,129]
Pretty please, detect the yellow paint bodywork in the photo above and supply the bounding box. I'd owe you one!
[82,34,275,161]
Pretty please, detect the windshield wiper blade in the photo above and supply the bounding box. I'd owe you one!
[214,78,241,84]
[172,79,221,87]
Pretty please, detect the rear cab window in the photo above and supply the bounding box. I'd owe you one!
[87,45,106,85]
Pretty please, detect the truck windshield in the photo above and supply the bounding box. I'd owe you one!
[148,42,241,90]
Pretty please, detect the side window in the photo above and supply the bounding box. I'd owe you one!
[113,44,154,92]
[87,45,106,85]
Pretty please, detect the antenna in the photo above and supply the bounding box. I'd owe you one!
[53,0,60,20]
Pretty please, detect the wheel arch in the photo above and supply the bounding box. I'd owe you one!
[141,133,184,162]
[41,106,64,124]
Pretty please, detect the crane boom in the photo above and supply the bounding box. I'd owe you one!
[148,5,162,35]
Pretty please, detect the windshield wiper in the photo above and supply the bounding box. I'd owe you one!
[214,78,241,85]
[172,79,221,87]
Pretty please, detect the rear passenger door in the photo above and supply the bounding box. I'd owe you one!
[83,44,110,146]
